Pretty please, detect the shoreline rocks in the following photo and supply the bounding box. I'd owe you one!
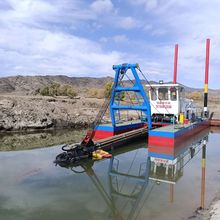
[0,95,103,132]
[187,194,220,220]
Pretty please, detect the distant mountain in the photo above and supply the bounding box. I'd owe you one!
[0,78,16,93]
[0,75,113,95]
[0,75,219,96]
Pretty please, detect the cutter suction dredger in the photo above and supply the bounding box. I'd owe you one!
[55,40,212,166]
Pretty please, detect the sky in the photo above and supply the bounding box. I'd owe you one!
[0,0,220,89]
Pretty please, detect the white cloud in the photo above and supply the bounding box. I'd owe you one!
[144,0,158,11]
[0,25,125,76]
[90,0,113,14]
[99,35,129,44]
[99,37,108,43]
[117,16,140,29]
[0,0,126,76]
[2,0,96,31]
[164,2,220,88]
[127,0,220,88]
[2,0,58,25]
[113,35,128,43]
[151,28,167,36]
[143,24,153,32]
[128,0,158,11]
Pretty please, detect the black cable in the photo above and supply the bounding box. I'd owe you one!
[124,73,143,106]
[120,79,141,118]
[137,67,171,115]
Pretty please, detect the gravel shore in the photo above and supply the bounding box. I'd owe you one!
[210,200,220,220]
[0,94,108,132]
[187,195,220,220]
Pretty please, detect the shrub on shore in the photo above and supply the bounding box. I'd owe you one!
[103,82,124,101]
[104,82,113,98]
[39,83,77,98]
[186,91,202,100]
[87,88,105,99]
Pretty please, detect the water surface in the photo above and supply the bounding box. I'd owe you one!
[0,129,86,151]
[0,129,220,220]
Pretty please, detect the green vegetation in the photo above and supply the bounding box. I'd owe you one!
[186,91,202,100]
[103,82,125,100]
[88,88,98,97]
[87,82,114,99]
[87,88,105,99]
[40,83,77,98]
[115,92,125,101]
[104,82,125,101]
[104,82,113,98]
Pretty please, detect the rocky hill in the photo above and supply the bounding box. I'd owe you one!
[0,75,113,95]
[0,75,220,96]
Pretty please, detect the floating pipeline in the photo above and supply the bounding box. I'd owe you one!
[54,127,148,166]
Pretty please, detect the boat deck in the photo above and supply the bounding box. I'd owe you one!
[149,120,210,146]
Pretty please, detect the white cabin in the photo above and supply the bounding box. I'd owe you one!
[146,82,199,121]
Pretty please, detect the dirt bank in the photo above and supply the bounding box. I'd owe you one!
[187,194,220,220]
[0,94,109,132]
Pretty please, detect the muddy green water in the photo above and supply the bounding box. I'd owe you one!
[0,129,220,220]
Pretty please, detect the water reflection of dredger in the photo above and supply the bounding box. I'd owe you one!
[108,152,150,220]
[56,142,151,220]
[59,158,124,220]
[148,128,209,206]
[55,128,209,218]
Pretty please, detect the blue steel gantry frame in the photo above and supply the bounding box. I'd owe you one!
[109,63,152,129]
